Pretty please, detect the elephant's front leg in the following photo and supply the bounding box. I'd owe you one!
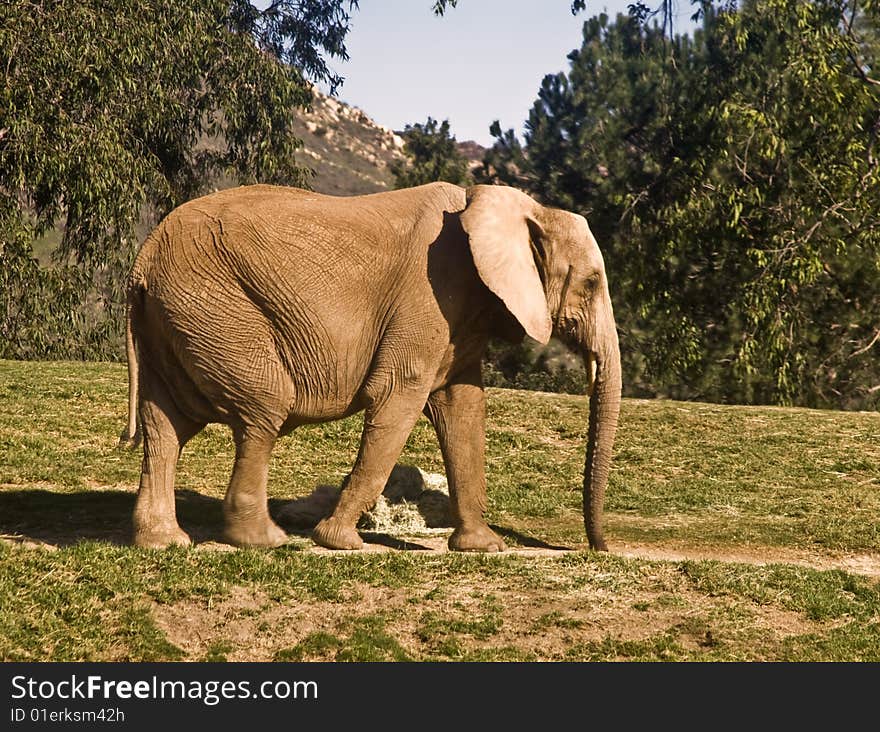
[313,389,429,550]
[425,369,506,552]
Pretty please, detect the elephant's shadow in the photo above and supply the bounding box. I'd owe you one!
[0,488,336,547]
[0,488,570,551]
[0,488,223,547]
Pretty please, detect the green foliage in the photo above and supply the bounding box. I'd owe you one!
[482,1,880,409]
[481,338,588,394]
[431,0,458,15]
[0,0,356,360]
[391,116,472,188]
[0,232,96,359]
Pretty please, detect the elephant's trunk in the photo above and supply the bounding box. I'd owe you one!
[582,331,621,551]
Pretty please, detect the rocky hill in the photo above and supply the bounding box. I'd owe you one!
[291,89,406,195]
[293,89,485,196]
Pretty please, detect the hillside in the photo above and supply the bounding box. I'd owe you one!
[293,88,486,195]
[291,89,406,195]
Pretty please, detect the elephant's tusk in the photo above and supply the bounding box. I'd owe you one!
[586,353,598,397]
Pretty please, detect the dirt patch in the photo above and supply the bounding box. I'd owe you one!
[463,586,818,660]
[152,583,416,662]
[613,540,880,579]
[151,567,828,662]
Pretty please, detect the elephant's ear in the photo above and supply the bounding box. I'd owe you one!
[460,185,552,344]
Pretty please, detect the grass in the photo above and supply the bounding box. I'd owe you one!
[1,358,879,662]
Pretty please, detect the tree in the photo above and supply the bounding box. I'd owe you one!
[482,1,880,408]
[390,117,472,189]
[0,0,357,359]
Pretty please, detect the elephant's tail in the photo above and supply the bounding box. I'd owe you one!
[118,281,143,449]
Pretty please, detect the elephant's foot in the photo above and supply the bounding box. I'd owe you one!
[224,517,288,548]
[133,524,191,549]
[448,524,507,552]
[312,516,364,550]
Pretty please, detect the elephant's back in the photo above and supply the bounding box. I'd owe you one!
[173,182,465,247]
[131,181,463,321]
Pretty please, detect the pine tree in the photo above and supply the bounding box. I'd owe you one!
[391,117,472,189]
[482,2,880,408]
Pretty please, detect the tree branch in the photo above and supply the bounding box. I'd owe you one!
[850,328,880,358]
[840,6,880,87]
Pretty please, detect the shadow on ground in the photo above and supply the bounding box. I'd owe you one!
[0,490,563,552]
[491,525,572,551]
[0,489,224,547]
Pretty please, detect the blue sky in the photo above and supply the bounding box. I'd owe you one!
[323,1,698,146]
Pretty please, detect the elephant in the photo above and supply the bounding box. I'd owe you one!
[120,182,621,552]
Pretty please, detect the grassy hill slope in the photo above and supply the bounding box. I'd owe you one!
[1,359,878,661]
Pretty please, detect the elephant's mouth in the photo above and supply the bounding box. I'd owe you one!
[553,314,599,396]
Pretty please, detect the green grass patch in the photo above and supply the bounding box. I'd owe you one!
[3,360,879,551]
[273,615,412,662]
[0,540,878,661]
[1,359,879,661]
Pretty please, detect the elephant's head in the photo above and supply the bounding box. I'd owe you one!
[460,185,622,551]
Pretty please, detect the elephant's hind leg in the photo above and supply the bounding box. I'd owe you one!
[223,431,288,548]
[133,375,204,548]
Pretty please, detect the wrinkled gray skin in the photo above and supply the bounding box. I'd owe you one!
[121,183,621,552]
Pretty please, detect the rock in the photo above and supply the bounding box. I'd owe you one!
[288,85,407,195]
[417,489,453,528]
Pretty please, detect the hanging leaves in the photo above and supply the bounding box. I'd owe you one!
[0,0,356,359]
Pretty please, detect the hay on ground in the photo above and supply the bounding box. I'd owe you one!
[277,464,452,535]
